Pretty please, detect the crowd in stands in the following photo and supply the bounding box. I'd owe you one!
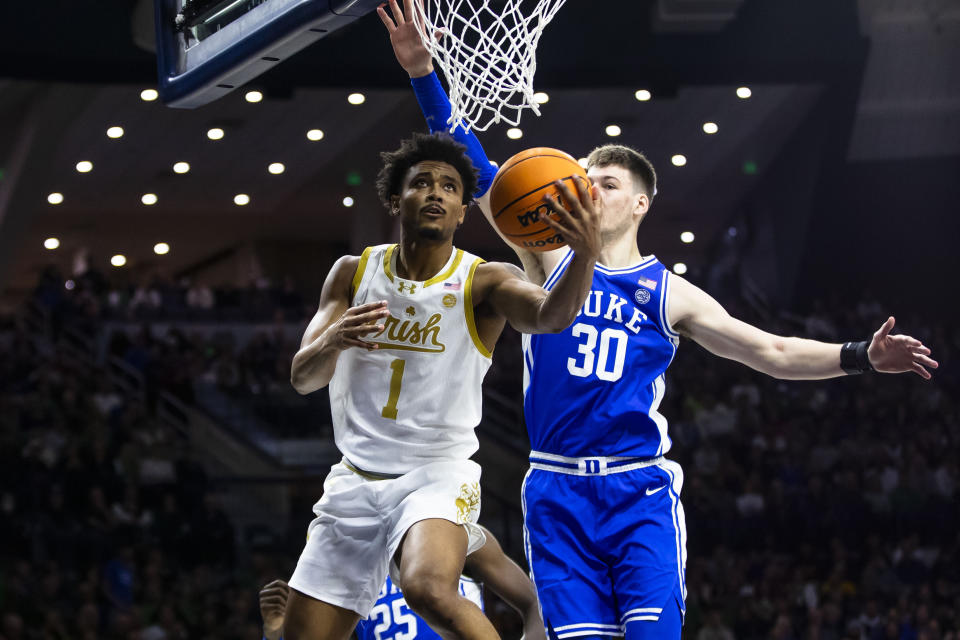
[0,264,957,639]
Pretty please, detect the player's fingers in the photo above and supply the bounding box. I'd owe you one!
[376,4,397,31]
[344,336,377,350]
[349,300,389,315]
[572,175,594,210]
[260,595,286,606]
[911,362,932,379]
[389,0,406,24]
[262,579,287,589]
[347,322,385,337]
[552,180,583,216]
[539,208,572,238]
[403,0,418,24]
[346,308,390,325]
[876,316,895,340]
[915,354,939,369]
[541,193,575,228]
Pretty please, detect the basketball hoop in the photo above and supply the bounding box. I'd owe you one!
[413,0,568,132]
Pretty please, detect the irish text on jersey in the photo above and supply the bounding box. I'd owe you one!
[369,312,446,352]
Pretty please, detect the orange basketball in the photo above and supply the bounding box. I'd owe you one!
[489,147,588,252]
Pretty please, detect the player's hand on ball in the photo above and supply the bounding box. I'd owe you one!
[378,0,437,78]
[259,579,289,635]
[867,316,938,379]
[328,301,389,352]
[541,175,602,260]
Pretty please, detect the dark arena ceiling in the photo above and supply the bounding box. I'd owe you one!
[0,0,958,316]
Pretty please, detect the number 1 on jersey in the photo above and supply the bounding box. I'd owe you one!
[381,358,406,420]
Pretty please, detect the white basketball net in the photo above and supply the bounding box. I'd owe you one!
[414,0,568,132]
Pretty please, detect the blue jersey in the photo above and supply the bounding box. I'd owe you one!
[355,575,483,640]
[522,250,680,459]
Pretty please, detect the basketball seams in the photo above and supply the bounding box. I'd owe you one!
[490,147,586,252]
[493,175,582,222]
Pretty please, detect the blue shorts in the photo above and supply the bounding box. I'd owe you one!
[522,455,687,639]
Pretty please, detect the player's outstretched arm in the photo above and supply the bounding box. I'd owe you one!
[464,527,546,640]
[477,177,600,334]
[259,579,289,640]
[668,276,938,380]
[378,0,550,284]
[290,256,390,394]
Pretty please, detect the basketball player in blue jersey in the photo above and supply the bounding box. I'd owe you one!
[380,3,939,637]
[261,526,546,640]
[284,130,600,640]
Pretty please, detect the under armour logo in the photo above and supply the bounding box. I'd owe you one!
[397,282,417,294]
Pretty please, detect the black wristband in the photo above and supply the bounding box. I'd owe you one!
[841,340,873,375]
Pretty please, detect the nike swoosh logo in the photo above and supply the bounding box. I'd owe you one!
[645,485,667,496]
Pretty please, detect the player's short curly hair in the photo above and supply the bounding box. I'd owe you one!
[376,132,478,209]
[587,144,657,200]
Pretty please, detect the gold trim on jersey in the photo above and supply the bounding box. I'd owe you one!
[382,244,397,282]
[424,249,464,287]
[464,258,492,358]
[382,244,465,288]
[343,458,403,480]
[351,246,373,303]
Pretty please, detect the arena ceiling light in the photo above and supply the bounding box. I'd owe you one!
[702,122,718,134]
[635,89,652,102]
[534,92,549,104]
[140,89,158,102]
[141,193,158,205]
[680,231,695,244]
[107,126,125,139]
[47,193,64,205]
[173,161,190,174]
[736,86,752,99]
[111,254,127,267]
[234,193,250,206]
[44,237,60,250]
[605,125,622,137]
[245,90,263,103]
[342,196,355,207]
[306,129,324,141]
[76,161,93,173]
[154,242,170,255]
[348,93,366,105]
[507,128,523,140]
[207,127,225,140]
[268,162,285,175]
[673,262,688,275]
[671,154,687,167]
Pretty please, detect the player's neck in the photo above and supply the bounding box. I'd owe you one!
[396,239,455,282]
[598,233,645,269]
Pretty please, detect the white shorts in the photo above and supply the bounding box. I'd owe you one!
[288,458,486,617]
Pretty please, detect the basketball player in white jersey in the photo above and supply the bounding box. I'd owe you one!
[283,132,600,640]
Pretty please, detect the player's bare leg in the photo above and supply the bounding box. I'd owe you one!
[397,518,500,640]
[282,589,360,640]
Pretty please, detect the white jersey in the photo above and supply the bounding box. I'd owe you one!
[329,243,493,474]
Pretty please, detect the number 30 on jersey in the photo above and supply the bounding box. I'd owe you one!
[567,323,628,381]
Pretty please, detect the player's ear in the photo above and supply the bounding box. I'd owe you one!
[457,203,467,226]
[633,192,649,216]
[389,195,401,216]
